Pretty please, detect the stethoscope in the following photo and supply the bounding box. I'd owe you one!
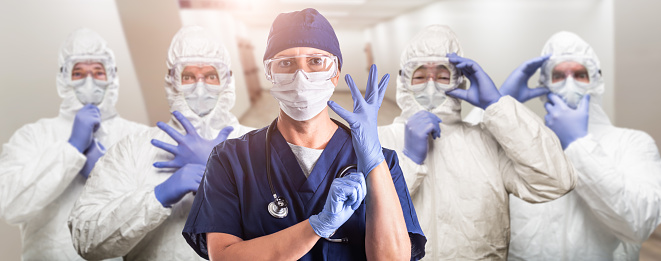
[266,118,357,221]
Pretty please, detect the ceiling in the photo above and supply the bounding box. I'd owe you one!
[179,0,440,29]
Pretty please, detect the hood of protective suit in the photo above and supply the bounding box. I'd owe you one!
[539,31,611,127]
[164,26,239,139]
[57,28,118,121]
[395,25,466,125]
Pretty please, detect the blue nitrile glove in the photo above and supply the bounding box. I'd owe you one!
[151,110,233,168]
[309,172,366,238]
[500,55,551,103]
[328,64,389,175]
[404,110,442,165]
[446,53,502,110]
[154,163,205,207]
[80,139,106,178]
[68,104,101,153]
[544,93,590,150]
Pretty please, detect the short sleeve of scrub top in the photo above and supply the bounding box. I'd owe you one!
[182,127,426,260]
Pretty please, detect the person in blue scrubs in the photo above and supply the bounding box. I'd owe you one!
[182,8,426,261]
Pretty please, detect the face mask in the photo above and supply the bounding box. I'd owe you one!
[547,77,590,109]
[270,71,336,121]
[182,81,221,117]
[72,75,108,105]
[411,80,454,110]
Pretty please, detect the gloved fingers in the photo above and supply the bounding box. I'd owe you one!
[327,100,355,126]
[544,102,554,114]
[446,88,468,101]
[92,120,101,133]
[365,64,378,104]
[151,139,178,154]
[520,55,551,76]
[96,140,106,152]
[339,176,363,210]
[153,160,182,169]
[547,93,568,109]
[544,113,552,125]
[344,74,364,109]
[430,120,442,139]
[345,172,366,199]
[156,121,184,143]
[578,94,591,112]
[377,73,390,105]
[214,126,234,143]
[527,87,551,100]
[173,111,198,137]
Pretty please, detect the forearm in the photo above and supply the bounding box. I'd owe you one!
[366,161,411,261]
[69,186,170,259]
[485,96,575,201]
[208,219,320,261]
[1,141,85,223]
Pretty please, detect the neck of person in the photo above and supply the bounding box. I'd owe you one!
[277,107,338,150]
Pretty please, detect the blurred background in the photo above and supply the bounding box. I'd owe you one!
[1,0,659,259]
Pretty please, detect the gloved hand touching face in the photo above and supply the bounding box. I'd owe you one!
[544,93,590,150]
[500,55,551,103]
[68,104,101,153]
[151,110,233,168]
[80,139,106,178]
[309,172,366,238]
[404,110,442,165]
[446,53,502,110]
[154,163,206,207]
[328,64,389,175]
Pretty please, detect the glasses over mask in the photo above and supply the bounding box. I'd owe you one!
[541,55,602,108]
[169,58,231,117]
[401,57,463,110]
[61,56,115,106]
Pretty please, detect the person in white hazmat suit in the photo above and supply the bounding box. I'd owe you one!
[0,28,147,260]
[377,25,577,260]
[68,26,254,260]
[464,31,661,260]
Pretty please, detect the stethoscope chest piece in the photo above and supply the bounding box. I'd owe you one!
[268,196,288,219]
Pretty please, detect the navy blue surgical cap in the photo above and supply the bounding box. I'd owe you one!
[263,8,343,69]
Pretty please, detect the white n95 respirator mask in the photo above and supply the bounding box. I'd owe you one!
[71,75,109,105]
[411,80,456,110]
[270,71,335,121]
[181,81,222,117]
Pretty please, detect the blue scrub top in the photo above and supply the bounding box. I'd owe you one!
[182,125,426,260]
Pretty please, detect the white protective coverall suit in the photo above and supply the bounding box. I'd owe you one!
[68,26,254,260]
[377,25,577,260]
[0,28,146,260]
[505,32,661,261]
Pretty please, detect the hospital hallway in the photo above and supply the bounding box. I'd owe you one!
[3,0,661,259]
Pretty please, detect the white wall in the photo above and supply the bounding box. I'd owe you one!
[0,0,149,259]
[365,0,614,119]
[613,0,661,143]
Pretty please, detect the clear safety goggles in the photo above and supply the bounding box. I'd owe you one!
[541,55,601,88]
[264,54,338,84]
[169,58,231,92]
[60,55,116,85]
[400,57,462,92]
